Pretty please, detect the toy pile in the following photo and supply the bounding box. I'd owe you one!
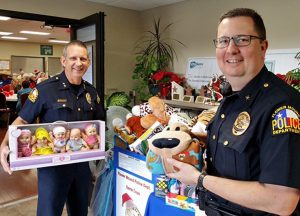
[113,96,217,212]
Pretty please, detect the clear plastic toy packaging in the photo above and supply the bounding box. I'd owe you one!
[9,120,105,171]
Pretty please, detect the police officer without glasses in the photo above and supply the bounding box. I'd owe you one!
[0,40,105,216]
[167,8,300,215]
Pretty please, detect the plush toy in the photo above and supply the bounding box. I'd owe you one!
[140,96,171,129]
[114,127,136,144]
[190,107,217,135]
[146,123,206,174]
[124,116,147,138]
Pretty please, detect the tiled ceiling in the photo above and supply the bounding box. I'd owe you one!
[0,18,70,44]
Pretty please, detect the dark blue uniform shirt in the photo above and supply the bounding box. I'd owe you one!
[20,71,104,123]
[206,66,300,215]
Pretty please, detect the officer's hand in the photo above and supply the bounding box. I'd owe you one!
[0,145,12,175]
[166,158,200,186]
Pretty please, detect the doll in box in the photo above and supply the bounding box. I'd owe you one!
[17,129,33,157]
[66,128,89,152]
[82,123,100,149]
[50,126,69,153]
[32,127,54,155]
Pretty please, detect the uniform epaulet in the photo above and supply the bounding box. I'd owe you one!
[37,74,60,87]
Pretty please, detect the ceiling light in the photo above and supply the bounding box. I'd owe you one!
[48,39,69,44]
[0,31,13,36]
[1,36,28,40]
[20,30,50,35]
[0,16,11,21]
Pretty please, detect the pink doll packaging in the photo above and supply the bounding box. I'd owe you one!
[8,120,105,171]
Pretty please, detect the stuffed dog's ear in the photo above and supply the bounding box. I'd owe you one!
[190,131,207,141]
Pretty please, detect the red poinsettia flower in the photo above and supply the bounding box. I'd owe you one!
[151,71,184,85]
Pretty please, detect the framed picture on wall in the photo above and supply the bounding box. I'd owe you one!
[40,45,53,55]
[0,59,10,70]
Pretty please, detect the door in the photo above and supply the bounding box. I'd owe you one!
[0,9,105,113]
[72,13,105,113]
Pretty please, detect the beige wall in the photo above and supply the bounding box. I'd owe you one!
[0,40,63,74]
[0,41,63,58]
[141,0,300,76]
[1,0,300,94]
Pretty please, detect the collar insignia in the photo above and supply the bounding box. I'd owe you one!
[232,111,251,136]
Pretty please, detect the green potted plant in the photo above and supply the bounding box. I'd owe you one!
[132,18,185,102]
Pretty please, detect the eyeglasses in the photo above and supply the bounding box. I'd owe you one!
[213,35,264,48]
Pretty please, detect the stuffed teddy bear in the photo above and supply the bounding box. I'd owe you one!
[140,96,171,129]
[124,116,147,138]
[146,123,206,174]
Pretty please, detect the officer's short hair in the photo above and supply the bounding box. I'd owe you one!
[63,40,90,58]
[218,8,266,40]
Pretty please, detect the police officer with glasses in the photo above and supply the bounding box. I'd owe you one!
[167,8,300,216]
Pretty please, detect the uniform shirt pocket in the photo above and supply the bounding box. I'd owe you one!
[217,127,257,180]
[223,130,253,154]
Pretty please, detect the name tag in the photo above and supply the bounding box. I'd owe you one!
[57,99,67,103]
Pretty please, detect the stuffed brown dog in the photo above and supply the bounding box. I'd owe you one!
[146,123,205,174]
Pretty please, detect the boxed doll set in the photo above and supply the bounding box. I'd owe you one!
[8,120,105,171]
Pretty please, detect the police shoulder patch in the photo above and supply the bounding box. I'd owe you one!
[271,105,300,135]
[28,88,39,103]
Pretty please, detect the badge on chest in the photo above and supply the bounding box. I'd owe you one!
[232,111,251,136]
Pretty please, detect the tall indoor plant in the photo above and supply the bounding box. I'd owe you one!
[132,18,184,102]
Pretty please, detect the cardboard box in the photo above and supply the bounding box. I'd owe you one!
[129,121,164,154]
[9,120,105,171]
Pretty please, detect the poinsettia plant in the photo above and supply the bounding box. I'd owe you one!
[151,71,184,87]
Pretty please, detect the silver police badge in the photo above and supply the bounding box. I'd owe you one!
[232,111,251,136]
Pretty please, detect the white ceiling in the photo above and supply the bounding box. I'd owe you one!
[0,0,185,44]
[0,18,70,44]
[86,0,186,11]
